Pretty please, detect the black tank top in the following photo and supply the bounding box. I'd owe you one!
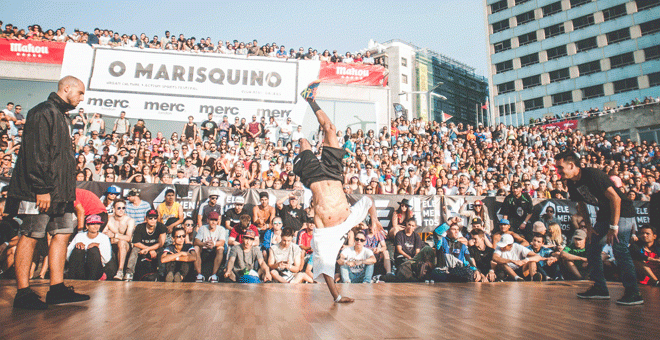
[184,123,195,139]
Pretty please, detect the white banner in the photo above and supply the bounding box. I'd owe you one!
[60,44,321,124]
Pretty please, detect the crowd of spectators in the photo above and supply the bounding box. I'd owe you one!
[0,21,384,65]
[529,95,660,126]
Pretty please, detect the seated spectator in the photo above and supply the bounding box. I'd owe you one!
[276,192,305,232]
[545,222,567,251]
[394,219,424,268]
[124,209,166,281]
[222,196,247,232]
[229,214,260,247]
[467,217,493,248]
[103,199,136,280]
[492,234,543,281]
[66,215,114,280]
[435,224,482,282]
[268,227,312,283]
[468,229,496,282]
[197,191,223,229]
[193,211,226,283]
[0,197,19,277]
[434,215,467,246]
[338,231,376,283]
[161,227,197,282]
[296,218,314,257]
[560,229,588,280]
[492,219,528,248]
[364,221,392,276]
[630,225,660,286]
[459,200,492,235]
[224,229,272,283]
[261,216,282,259]
[388,199,414,239]
[527,234,561,280]
[125,188,152,225]
[253,191,275,237]
[157,188,184,238]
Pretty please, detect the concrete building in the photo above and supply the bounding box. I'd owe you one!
[367,40,489,126]
[486,0,660,125]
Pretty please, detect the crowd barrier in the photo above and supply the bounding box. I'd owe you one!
[77,181,652,237]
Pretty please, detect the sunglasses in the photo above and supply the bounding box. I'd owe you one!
[355,238,366,242]
[174,235,186,238]
[244,237,255,241]
[147,216,158,220]
[115,206,126,210]
[184,223,194,227]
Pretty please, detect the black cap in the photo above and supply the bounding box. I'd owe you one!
[146,209,158,217]
[471,217,483,225]
[512,182,522,188]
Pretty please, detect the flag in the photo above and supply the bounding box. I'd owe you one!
[442,112,453,121]
[481,99,489,110]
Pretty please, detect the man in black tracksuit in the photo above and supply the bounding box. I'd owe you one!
[9,76,90,310]
[500,182,533,236]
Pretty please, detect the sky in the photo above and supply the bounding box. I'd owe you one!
[0,0,489,76]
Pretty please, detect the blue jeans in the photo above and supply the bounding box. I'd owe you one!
[340,264,374,283]
[587,218,638,293]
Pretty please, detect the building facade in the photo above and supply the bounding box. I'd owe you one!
[486,0,660,125]
[368,40,489,126]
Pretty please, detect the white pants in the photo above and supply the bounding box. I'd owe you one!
[311,196,372,281]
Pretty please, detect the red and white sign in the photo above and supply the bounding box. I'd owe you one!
[542,119,578,130]
[318,61,388,86]
[0,38,66,64]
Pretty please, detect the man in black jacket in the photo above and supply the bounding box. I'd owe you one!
[9,76,90,310]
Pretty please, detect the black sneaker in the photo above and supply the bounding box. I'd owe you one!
[616,291,644,306]
[46,284,90,305]
[577,286,610,300]
[13,289,48,310]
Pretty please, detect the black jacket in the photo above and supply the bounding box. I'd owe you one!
[8,92,77,204]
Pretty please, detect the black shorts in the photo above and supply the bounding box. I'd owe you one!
[293,146,345,188]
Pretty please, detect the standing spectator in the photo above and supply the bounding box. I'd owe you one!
[125,188,152,224]
[246,115,262,142]
[276,192,305,232]
[394,219,424,268]
[279,117,294,143]
[113,111,130,136]
[87,113,105,136]
[103,199,135,280]
[200,113,217,141]
[193,211,226,283]
[268,226,312,283]
[338,231,376,283]
[500,182,533,235]
[74,188,108,231]
[124,209,166,282]
[224,229,272,283]
[66,214,113,280]
[161,226,197,282]
[9,76,89,309]
[253,192,275,236]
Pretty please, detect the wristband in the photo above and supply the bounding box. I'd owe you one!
[309,100,322,113]
[334,295,342,303]
[609,225,619,231]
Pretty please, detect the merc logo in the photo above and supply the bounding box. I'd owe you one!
[87,98,129,108]
[144,101,185,112]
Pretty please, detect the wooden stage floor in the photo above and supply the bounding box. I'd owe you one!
[1,279,658,339]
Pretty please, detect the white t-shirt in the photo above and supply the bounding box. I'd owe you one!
[195,226,228,249]
[340,247,374,274]
[66,232,112,265]
[265,123,279,141]
[494,243,531,269]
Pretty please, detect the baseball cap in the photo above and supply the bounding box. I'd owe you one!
[474,200,483,206]
[512,182,522,189]
[234,196,245,204]
[471,217,483,225]
[532,221,546,233]
[244,229,257,238]
[573,229,586,240]
[497,233,514,248]
[85,214,103,224]
[106,186,120,194]
[499,219,510,225]
[146,209,158,218]
[208,211,220,220]
[127,188,140,197]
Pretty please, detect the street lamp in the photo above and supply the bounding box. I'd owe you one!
[399,82,447,122]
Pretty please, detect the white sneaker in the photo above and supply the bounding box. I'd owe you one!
[209,274,219,283]
[196,274,205,283]
[114,269,124,281]
[124,273,133,282]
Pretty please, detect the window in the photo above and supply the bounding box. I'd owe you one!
[517,11,535,25]
[578,60,601,76]
[552,91,573,105]
[491,0,508,13]
[640,19,660,36]
[496,60,514,73]
[493,19,510,33]
[547,45,567,60]
[542,2,562,17]
[610,52,635,69]
[522,75,542,89]
[520,53,539,67]
[573,14,595,30]
[401,57,407,67]
[638,125,660,144]
[613,77,639,94]
[524,97,544,111]
[518,31,537,46]
[498,81,515,94]
[636,0,660,11]
[575,37,598,53]
[545,23,565,38]
[582,84,604,99]
[645,45,660,61]
[602,4,627,22]
[498,103,515,116]
[570,0,591,8]
[648,71,660,87]
[515,0,531,5]
[494,39,512,53]
[549,68,570,83]
[402,74,408,84]
[606,28,631,44]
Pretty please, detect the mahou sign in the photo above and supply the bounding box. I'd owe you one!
[318,61,388,86]
[0,38,65,64]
